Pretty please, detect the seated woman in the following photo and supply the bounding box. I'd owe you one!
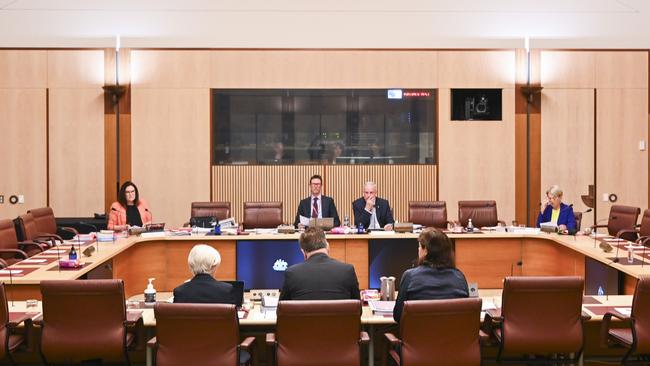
[393,228,469,322]
[173,244,236,304]
[536,185,576,232]
[107,181,152,231]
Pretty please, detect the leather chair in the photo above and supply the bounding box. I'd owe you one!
[484,276,585,363]
[408,201,448,229]
[27,207,77,240]
[601,276,650,364]
[267,300,369,366]
[0,219,43,265]
[618,209,650,246]
[40,279,143,365]
[457,200,505,228]
[0,283,33,366]
[149,303,255,366]
[13,213,58,248]
[574,211,583,231]
[191,201,231,221]
[243,202,283,229]
[592,205,641,242]
[385,298,482,366]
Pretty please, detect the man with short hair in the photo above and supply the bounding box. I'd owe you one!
[280,227,360,300]
[352,181,394,230]
[293,174,341,227]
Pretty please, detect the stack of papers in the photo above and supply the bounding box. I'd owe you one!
[96,232,115,242]
[368,300,395,315]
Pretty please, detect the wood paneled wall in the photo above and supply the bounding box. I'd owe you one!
[212,165,437,225]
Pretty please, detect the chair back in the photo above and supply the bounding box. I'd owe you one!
[0,284,9,360]
[458,200,499,228]
[574,212,583,231]
[0,220,19,252]
[40,279,128,363]
[243,201,283,229]
[639,209,650,238]
[608,205,640,238]
[501,276,584,355]
[276,300,362,366]
[408,201,448,229]
[631,277,650,353]
[190,202,231,221]
[27,207,58,235]
[154,303,240,366]
[400,298,482,366]
[14,213,39,242]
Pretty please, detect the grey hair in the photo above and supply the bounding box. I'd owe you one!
[546,185,563,198]
[364,181,377,191]
[187,244,221,276]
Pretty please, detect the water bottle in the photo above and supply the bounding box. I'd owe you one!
[627,244,634,264]
[597,286,605,296]
[68,246,77,260]
[467,219,475,232]
[343,215,350,227]
[144,278,157,304]
[357,222,365,234]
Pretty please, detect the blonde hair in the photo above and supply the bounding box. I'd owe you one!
[187,244,221,276]
[546,185,563,198]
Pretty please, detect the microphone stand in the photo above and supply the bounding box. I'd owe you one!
[8,265,13,307]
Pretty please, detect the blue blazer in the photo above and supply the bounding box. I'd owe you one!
[352,197,394,229]
[536,202,576,231]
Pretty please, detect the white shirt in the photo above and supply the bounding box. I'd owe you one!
[368,207,380,229]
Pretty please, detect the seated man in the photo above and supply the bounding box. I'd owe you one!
[280,227,360,300]
[293,174,341,227]
[173,244,236,304]
[352,181,394,230]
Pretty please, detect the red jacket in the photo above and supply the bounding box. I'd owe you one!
[107,199,152,230]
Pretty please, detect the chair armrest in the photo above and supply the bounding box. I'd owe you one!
[266,333,276,346]
[59,226,79,235]
[0,258,7,269]
[146,336,157,349]
[266,333,276,366]
[359,331,370,345]
[639,236,650,246]
[125,310,144,326]
[240,336,256,350]
[581,311,592,322]
[36,232,63,242]
[616,228,639,240]
[8,313,34,328]
[0,248,29,259]
[18,241,46,252]
[485,308,502,321]
[601,311,631,347]
[384,332,402,347]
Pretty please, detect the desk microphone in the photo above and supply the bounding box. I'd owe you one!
[78,221,98,233]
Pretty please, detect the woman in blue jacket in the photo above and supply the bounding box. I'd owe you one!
[536,185,576,232]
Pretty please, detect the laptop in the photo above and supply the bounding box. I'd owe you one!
[308,217,334,231]
[224,280,245,308]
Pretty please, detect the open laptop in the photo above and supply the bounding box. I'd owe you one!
[308,217,334,231]
[224,280,245,308]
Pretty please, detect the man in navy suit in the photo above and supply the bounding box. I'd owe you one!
[173,244,236,304]
[294,174,341,227]
[352,181,394,230]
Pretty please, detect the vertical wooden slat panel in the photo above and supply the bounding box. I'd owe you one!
[212,165,436,226]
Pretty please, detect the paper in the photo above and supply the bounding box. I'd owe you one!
[237,311,246,319]
[21,259,47,263]
[604,238,626,242]
[0,270,23,274]
[615,307,632,316]
[369,230,396,236]
[481,300,497,311]
[299,215,310,226]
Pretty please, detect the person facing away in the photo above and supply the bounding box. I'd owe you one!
[393,228,469,322]
[280,227,360,300]
[293,174,341,227]
[173,244,237,304]
[107,181,152,231]
[536,184,576,232]
[352,181,394,230]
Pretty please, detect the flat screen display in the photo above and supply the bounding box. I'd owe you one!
[368,238,418,289]
[236,240,303,290]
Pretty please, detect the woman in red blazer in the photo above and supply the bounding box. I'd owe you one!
[108,181,152,231]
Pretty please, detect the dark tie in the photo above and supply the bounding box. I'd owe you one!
[312,197,319,218]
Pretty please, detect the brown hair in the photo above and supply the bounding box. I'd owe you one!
[299,227,327,253]
[309,174,323,184]
[118,181,139,208]
[417,228,455,269]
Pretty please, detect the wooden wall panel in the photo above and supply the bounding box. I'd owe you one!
[438,88,516,223]
[0,50,47,88]
[131,51,211,89]
[541,89,595,226]
[209,50,438,88]
[540,51,596,89]
[47,50,104,88]
[596,89,648,221]
[438,50,515,88]
[48,88,105,216]
[0,89,47,218]
[131,89,210,228]
[595,52,648,89]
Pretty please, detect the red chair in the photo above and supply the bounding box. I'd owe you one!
[0,219,44,265]
[27,207,78,240]
[408,201,449,229]
[243,202,283,229]
[13,213,59,248]
[0,283,33,366]
[591,205,641,242]
[457,200,505,228]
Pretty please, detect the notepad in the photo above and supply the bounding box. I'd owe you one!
[615,307,632,316]
[0,270,23,275]
[21,259,47,263]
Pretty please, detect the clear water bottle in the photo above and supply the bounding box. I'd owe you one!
[343,215,350,227]
[597,286,605,296]
[627,245,634,264]
[467,219,475,232]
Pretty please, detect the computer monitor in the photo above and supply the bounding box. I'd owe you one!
[236,240,303,290]
[368,238,418,289]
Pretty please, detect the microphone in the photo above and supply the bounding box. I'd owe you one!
[145,208,152,230]
[78,221,98,233]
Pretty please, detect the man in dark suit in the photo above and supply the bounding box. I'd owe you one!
[174,244,236,304]
[293,174,341,227]
[280,227,360,300]
[352,181,394,230]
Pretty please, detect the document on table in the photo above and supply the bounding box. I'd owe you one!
[299,215,310,226]
[615,307,632,316]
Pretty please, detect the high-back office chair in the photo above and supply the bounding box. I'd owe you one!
[243,201,283,229]
[150,303,255,366]
[40,279,142,365]
[267,300,368,366]
[13,213,58,248]
[0,283,33,366]
[574,212,583,231]
[408,201,448,229]
[191,201,231,221]
[592,205,641,241]
[0,219,43,265]
[618,209,650,246]
[384,298,482,366]
[457,200,504,228]
[602,276,650,364]
[485,276,585,363]
[27,207,77,240]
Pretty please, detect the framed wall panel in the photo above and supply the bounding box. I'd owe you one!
[0,50,47,88]
[595,52,648,89]
[540,51,596,89]
[131,51,211,89]
[47,50,104,88]
[438,50,515,88]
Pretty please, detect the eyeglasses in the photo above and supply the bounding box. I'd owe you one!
[125,190,136,194]
[310,183,322,186]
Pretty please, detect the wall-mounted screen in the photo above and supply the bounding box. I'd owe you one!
[236,240,303,290]
[451,89,502,121]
